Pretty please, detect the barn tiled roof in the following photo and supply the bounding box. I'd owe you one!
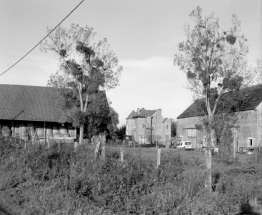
[0,84,108,122]
[126,108,157,119]
[177,84,262,119]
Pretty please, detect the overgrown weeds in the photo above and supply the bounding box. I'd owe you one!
[1,139,262,214]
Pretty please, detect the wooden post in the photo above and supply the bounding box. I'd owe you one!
[120,147,125,163]
[74,141,78,152]
[157,148,161,168]
[101,132,106,160]
[94,142,101,159]
[231,128,236,160]
[58,140,61,151]
[44,122,46,146]
[11,120,14,137]
[101,145,106,160]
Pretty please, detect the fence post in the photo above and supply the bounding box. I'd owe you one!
[157,148,161,168]
[231,128,236,160]
[120,147,125,163]
[74,141,78,152]
[101,145,106,160]
[58,140,61,151]
[94,142,101,159]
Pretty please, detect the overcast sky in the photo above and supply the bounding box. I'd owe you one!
[0,0,261,126]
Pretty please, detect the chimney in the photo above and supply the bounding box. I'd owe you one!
[137,108,140,113]
[158,109,162,115]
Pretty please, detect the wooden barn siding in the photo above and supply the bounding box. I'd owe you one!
[0,119,75,139]
[177,109,262,150]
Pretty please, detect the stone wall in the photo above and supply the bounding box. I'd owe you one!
[126,109,171,144]
[177,109,262,150]
[177,116,205,148]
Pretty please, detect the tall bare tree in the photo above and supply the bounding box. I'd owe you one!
[40,24,122,145]
[174,6,253,191]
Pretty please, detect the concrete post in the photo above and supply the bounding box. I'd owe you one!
[120,147,125,163]
[157,148,161,168]
[74,141,78,152]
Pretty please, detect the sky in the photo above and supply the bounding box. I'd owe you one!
[0,0,261,127]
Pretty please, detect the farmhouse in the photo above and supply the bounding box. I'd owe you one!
[126,108,171,144]
[177,84,262,150]
[0,84,110,142]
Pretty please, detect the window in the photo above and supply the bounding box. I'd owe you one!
[152,125,155,130]
[166,125,169,129]
[247,137,253,146]
[187,129,196,137]
[142,124,146,128]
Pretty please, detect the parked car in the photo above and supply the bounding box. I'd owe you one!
[238,147,260,154]
[176,141,192,150]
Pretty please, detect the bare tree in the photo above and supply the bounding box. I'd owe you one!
[174,6,254,191]
[40,24,122,145]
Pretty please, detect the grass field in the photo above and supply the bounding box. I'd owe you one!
[1,140,262,214]
[106,145,259,164]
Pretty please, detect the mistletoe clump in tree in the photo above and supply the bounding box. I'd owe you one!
[174,6,251,191]
[40,24,122,145]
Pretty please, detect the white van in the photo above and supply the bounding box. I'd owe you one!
[176,141,192,150]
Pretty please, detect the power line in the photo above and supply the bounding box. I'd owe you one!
[0,0,85,77]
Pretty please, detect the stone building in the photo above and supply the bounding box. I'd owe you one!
[177,84,262,150]
[0,84,111,142]
[126,108,171,144]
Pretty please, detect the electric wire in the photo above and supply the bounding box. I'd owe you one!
[0,0,85,77]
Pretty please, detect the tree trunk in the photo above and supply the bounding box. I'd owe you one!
[204,112,216,192]
[205,148,212,191]
[79,124,84,145]
[210,128,216,147]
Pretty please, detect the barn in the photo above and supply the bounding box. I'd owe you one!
[0,84,110,143]
[177,84,262,150]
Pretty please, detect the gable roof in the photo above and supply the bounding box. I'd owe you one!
[0,84,108,122]
[126,108,158,119]
[162,118,169,123]
[177,84,262,119]
[126,110,135,119]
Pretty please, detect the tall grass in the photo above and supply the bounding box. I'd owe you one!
[0,138,262,214]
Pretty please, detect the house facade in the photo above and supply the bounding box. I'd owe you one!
[0,84,111,143]
[177,84,262,150]
[126,108,171,144]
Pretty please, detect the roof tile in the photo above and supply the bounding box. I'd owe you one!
[177,84,262,119]
[0,84,108,122]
